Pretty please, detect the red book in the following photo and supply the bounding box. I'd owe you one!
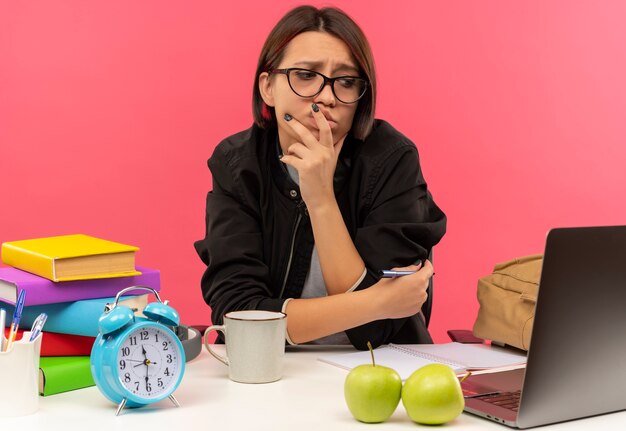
[4,328,95,356]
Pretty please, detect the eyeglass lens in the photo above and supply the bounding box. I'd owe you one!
[288,69,366,103]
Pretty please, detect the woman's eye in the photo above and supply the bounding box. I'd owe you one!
[338,78,357,88]
[294,71,317,80]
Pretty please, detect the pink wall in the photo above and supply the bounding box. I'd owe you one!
[1,1,625,342]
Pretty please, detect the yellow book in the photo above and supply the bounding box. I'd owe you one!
[1,234,141,282]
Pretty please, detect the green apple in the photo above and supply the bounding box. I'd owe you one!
[344,343,402,423]
[401,364,465,425]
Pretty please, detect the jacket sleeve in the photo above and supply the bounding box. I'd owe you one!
[194,148,286,327]
[345,145,447,350]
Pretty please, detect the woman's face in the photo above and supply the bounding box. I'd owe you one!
[259,31,360,150]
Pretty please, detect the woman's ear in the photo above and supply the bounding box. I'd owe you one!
[258,72,275,107]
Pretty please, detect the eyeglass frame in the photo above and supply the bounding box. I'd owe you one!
[269,68,369,104]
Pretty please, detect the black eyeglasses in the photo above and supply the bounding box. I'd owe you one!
[270,68,369,104]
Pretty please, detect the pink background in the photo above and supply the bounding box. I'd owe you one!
[1,1,625,343]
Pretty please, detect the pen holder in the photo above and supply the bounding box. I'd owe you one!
[0,331,42,417]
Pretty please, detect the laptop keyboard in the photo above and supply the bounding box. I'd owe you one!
[475,390,521,412]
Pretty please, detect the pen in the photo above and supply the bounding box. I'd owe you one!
[5,289,26,352]
[0,308,6,351]
[378,259,423,278]
[379,270,418,278]
[29,313,48,342]
[379,259,424,278]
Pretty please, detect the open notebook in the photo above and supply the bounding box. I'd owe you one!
[319,343,527,380]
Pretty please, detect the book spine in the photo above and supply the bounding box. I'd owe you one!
[1,243,55,281]
[39,356,95,396]
[41,333,96,357]
[3,294,148,337]
[0,266,160,306]
[4,328,95,356]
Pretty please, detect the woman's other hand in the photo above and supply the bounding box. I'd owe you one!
[371,260,434,320]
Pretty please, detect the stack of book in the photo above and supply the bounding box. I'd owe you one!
[0,234,161,396]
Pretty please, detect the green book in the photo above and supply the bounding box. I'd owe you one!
[39,356,95,396]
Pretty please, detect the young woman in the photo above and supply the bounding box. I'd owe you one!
[195,6,446,350]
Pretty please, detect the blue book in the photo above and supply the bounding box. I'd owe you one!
[1,294,149,337]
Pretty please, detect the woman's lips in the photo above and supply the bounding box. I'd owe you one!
[308,115,337,129]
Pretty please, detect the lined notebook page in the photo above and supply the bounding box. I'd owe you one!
[319,343,526,380]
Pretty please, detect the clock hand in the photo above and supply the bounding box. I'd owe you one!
[143,345,150,386]
[134,359,157,367]
[133,359,158,366]
[145,362,150,390]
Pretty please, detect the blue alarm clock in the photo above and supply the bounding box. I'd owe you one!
[90,286,186,415]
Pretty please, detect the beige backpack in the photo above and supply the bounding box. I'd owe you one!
[472,255,542,351]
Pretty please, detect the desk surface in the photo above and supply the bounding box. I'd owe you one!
[4,346,626,430]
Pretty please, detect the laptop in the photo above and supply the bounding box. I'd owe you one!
[462,225,626,428]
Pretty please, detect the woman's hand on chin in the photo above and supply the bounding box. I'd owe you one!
[279,104,347,209]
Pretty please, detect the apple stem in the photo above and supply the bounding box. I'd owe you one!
[367,341,375,367]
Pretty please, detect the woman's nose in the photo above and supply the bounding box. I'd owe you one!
[312,82,336,106]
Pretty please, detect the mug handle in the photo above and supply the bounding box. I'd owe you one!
[203,325,228,366]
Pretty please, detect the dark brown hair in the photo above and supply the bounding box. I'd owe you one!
[252,6,376,140]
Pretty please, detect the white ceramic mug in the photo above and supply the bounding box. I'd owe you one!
[204,310,287,383]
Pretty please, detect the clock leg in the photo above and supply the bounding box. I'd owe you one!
[115,398,127,416]
[169,394,181,408]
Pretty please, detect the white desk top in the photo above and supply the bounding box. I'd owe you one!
[4,345,626,430]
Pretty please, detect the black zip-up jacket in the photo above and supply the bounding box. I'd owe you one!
[194,120,446,350]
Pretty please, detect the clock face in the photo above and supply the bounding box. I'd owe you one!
[116,325,184,399]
